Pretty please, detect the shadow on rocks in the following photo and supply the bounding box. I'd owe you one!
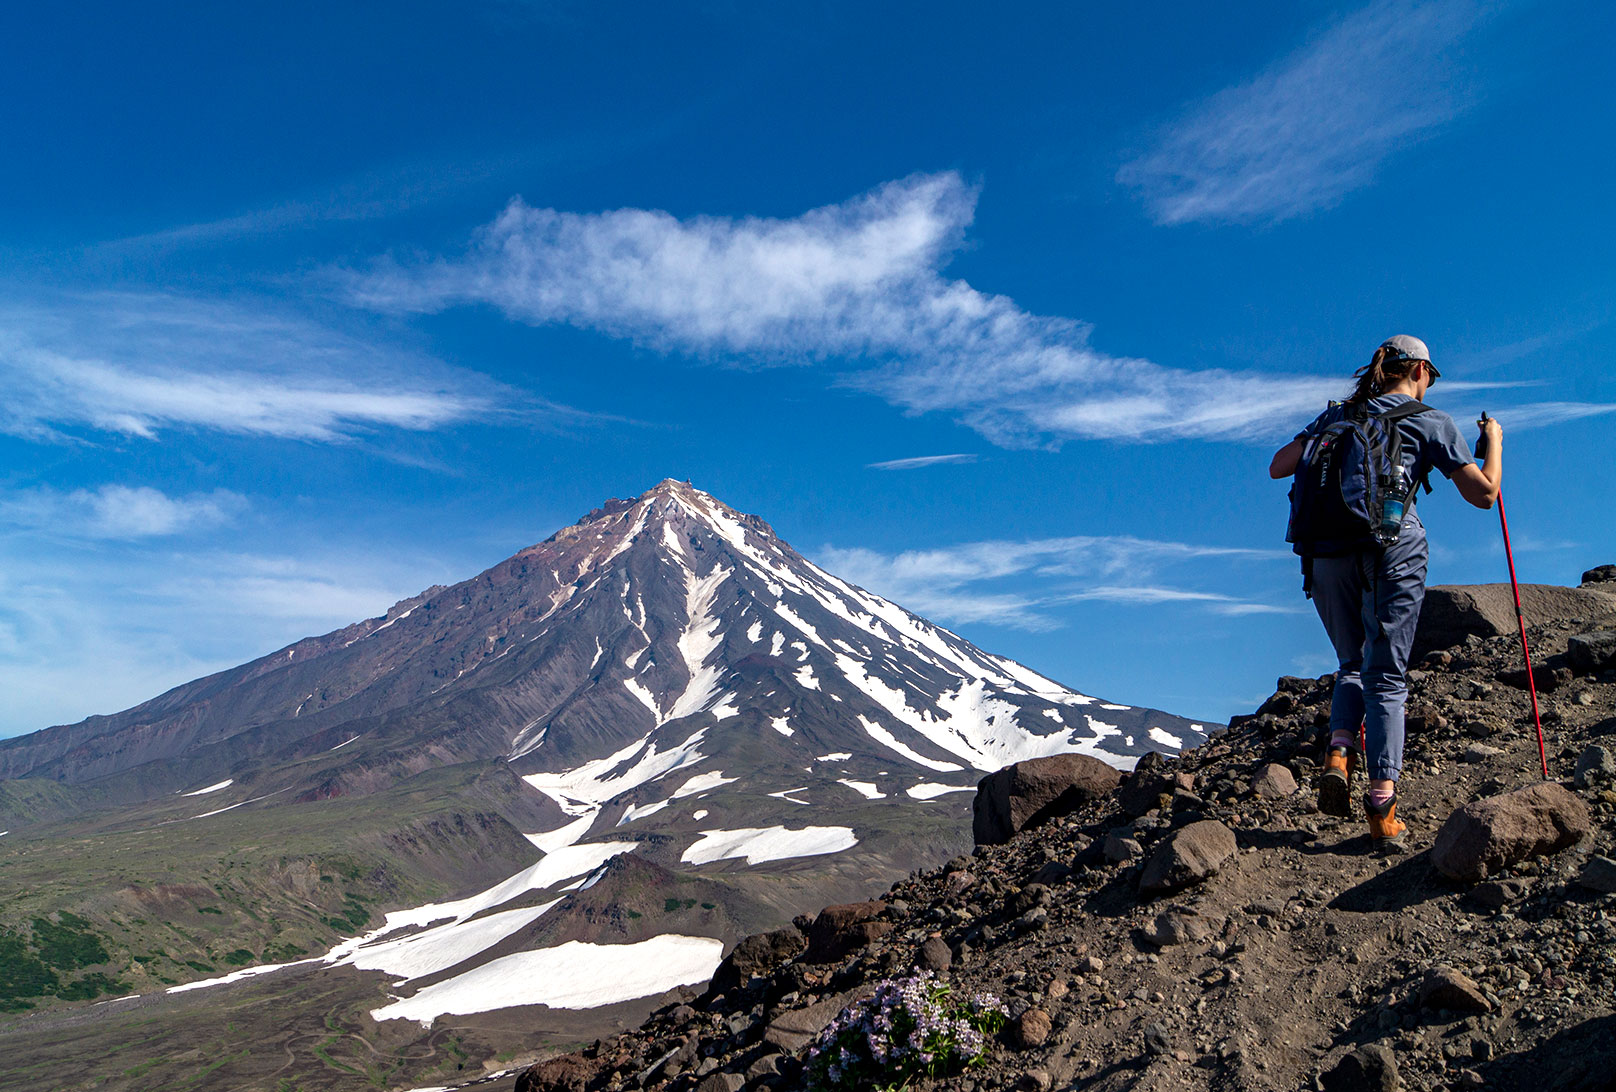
[1233,827,1319,853]
[1328,852,1451,914]
[1477,1013,1616,1092]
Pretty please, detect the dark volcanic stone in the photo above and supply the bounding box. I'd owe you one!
[1431,783,1591,883]
[1139,820,1237,895]
[763,988,865,1052]
[515,1053,599,1092]
[1498,663,1573,693]
[1117,750,1179,817]
[1412,582,1616,660]
[1569,631,1616,674]
[1583,564,1616,585]
[1323,1042,1399,1092]
[973,753,1123,845]
[1144,906,1217,947]
[1578,856,1616,894]
[1142,1022,1173,1056]
[1469,877,1529,910]
[1575,745,1616,789]
[917,936,953,972]
[1011,1008,1052,1049]
[803,902,890,964]
[1418,966,1491,1013]
[1250,763,1297,799]
[706,928,805,996]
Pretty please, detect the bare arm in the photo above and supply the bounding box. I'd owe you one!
[1453,418,1503,509]
[1270,439,1303,479]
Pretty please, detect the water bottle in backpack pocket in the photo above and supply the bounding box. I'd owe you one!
[1287,400,1430,558]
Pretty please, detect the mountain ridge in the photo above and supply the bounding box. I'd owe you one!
[0,479,1206,801]
[0,480,1213,1091]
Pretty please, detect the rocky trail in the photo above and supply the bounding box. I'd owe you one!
[500,568,1616,1092]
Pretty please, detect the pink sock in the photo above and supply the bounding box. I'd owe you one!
[1367,787,1394,807]
[1330,729,1356,749]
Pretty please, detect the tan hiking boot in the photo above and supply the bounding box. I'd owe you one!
[1317,746,1357,818]
[1365,792,1407,853]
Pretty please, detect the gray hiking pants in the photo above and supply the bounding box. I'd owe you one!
[1310,525,1428,782]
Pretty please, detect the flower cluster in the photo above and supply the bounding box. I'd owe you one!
[803,970,1007,1091]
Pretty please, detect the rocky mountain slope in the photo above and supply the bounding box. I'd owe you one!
[500,568,1616,1092]
[0,480,1201,801]
[0,481,1208,1092]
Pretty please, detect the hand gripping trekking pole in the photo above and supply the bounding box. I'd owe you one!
[1479,412,1549,779]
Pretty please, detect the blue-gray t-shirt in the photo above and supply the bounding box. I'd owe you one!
[1296,395,1475,529]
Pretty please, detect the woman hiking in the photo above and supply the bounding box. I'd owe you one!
[1269,335,1503,851]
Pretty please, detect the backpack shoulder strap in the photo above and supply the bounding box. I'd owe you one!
[1373,399,1431,422]
[1373,399,1437,496]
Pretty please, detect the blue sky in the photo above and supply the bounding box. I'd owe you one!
[2,0,1613,737]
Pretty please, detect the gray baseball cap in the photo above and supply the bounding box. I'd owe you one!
[1380,334,1440,378]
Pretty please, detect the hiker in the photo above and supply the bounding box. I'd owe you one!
[1269,335,1503,850]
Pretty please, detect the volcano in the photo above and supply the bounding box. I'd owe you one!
[0,480,1209,1087]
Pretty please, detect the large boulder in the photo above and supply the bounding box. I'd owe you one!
[1569,631,1616,674]
[1115,750,1178,817]
[1430,783,1590,883]
[763,987,868,1052]
[802,902,890,964]
[1139,820,1237,895]
[1412,583,1616,659]
[705,928,804,996]
[1251,763,1298,799]
[973,753,1123,845]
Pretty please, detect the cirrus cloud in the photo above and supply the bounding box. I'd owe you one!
[0,291,505,443]
[1,484,246,539]
[344,173,1342,446]
[1117,0,1494,226]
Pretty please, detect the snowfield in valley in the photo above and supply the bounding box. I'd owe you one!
[369,935,727,1024]
[680,825,858,866]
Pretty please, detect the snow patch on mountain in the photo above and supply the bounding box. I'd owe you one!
[672,770,736,798]
[857,715,965,773]
[369,935,726,1024]
[1149,726,1185,748]
[681,825,857,866]
[905,783,975,800]
[521,729,708,818]
[343,901,561,981]
[617,799,671,825]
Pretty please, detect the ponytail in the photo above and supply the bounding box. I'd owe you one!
[1349,346,1417,404]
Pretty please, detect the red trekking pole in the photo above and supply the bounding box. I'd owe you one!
[1480,412,1549,779]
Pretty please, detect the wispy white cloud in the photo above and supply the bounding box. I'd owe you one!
[1118,0,1492,225]
[816,534,1293,629]
[1,485,246,539]
[0,291,506,443]
[1056,586,1300,616]
[0,541,449,737]
[1493,402,1616,430]
[867,453,978,470]
[344,172,1352,445]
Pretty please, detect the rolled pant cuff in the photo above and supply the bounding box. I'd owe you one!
[1370,765,1400,782]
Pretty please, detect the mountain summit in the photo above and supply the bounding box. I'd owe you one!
[0,481,1208,1088]
[0,479,1204,803]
